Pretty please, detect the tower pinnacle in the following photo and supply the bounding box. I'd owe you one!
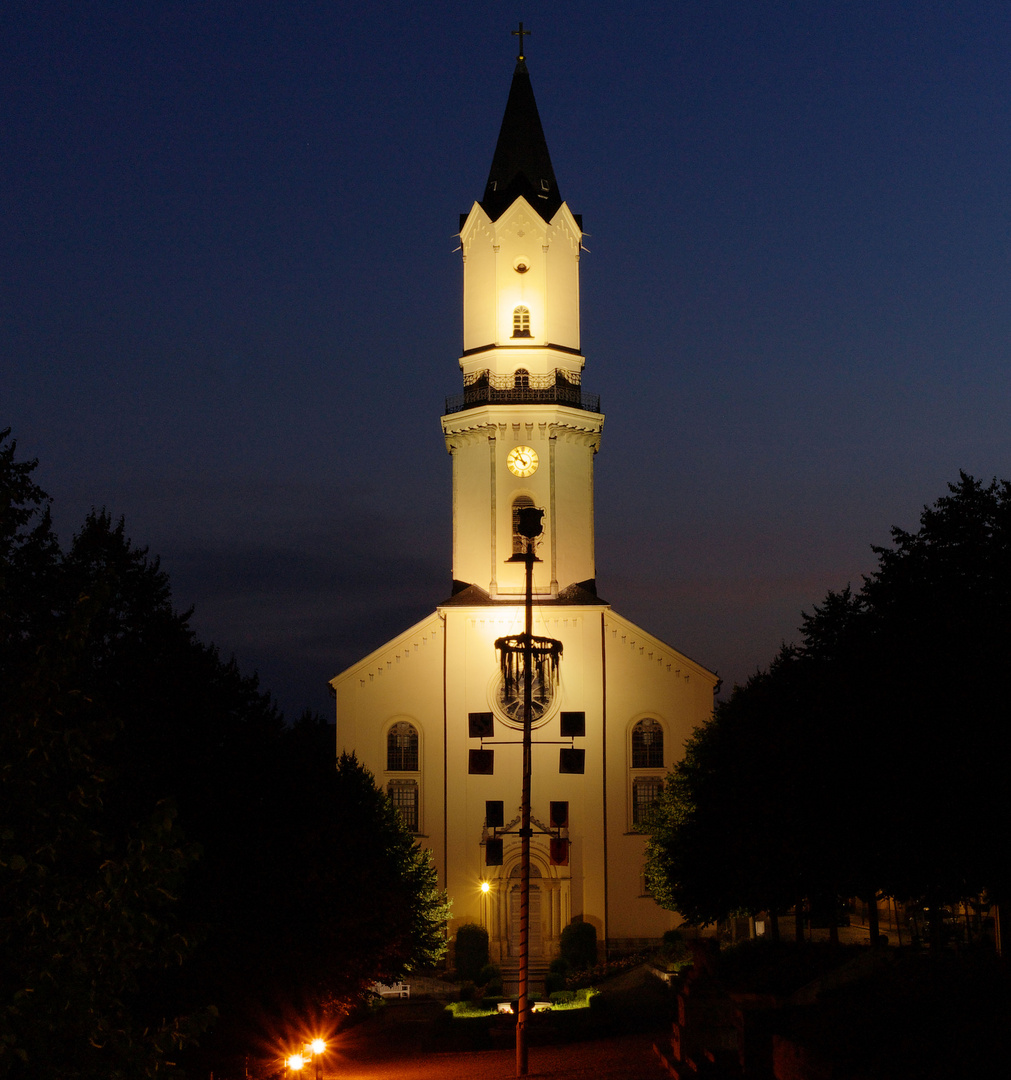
[480,53,561,223]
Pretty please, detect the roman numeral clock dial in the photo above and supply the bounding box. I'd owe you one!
[507,445,539,477]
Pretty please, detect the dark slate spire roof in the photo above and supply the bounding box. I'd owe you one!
[479,60,562,224]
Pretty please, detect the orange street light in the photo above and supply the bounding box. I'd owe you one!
[287,1053,306,1071]
[308,1038,326,1080]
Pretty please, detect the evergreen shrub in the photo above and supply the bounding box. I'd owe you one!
[454,923,489,982]
[559,920,598,969]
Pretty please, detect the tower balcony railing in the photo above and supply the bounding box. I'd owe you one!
[444,369,600,415]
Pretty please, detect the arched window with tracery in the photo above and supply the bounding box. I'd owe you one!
[512,494,535,554]
[512,306,531,338]
[514,368,530,389]
[387,721,419,771]
[631,718,664,768]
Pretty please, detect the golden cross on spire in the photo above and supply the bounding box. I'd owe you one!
[512,21,531,61]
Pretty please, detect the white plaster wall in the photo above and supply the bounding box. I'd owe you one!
[461,207,496,353]
[444,405,601,596]
[331,612,448,876]
[544,207,581,351]
[603,611,717,940]
[460,198,581,358]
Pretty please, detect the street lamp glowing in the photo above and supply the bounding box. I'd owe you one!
[310,1039,326,1055]
[287,1053,305,1070]
[481,880,491,893]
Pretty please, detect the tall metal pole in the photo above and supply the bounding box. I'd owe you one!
[517,537,534,1076]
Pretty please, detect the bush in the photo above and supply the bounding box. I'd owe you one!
[454,923,489,982]
[549,990,575,1005]
[659,928,691,968]
[477,963,501,986]
[478,963,503,996]
[560,920,598,969]
[544,970,567,996]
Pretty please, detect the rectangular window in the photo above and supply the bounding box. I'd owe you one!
[632,776,663,828]
[388,780,419,833]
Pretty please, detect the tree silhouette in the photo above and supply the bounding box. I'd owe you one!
[646,473,1011,943]
[1,430,450,1076]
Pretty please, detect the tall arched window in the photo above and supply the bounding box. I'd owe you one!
[387,721,419,771]
[631,718,664,768]
[512,494,535,554]
[630,717,665,830]
[514,368,530,389]
[512,306,531,338]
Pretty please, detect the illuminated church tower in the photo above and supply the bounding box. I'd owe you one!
[445,56,598,601]
[331,48,717,970]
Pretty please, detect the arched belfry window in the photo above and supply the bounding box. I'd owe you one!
[631,718,664,769]
[514,368,530,389]
[387,721,419,771]
[512,494,535,554]
[512,306,532,338]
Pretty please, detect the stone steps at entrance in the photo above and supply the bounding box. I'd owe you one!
[500,958,551,997]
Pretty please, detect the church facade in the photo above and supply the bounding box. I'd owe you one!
[331,56,717,964]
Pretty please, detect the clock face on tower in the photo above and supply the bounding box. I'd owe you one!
[507,445,539,477]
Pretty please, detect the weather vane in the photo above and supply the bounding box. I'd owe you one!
[512,21,531,61]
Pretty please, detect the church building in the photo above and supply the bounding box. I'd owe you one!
[330,51,717,967]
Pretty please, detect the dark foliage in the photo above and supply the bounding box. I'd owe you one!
[1,430,214,1078]
[453,923,490,983]
[559,920,598,969]
[0,430,449,1077]
[646,473,1011,933]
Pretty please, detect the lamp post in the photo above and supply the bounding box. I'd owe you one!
[495,505,561,1077]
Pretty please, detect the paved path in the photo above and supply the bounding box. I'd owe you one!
[326,1024,672,1080]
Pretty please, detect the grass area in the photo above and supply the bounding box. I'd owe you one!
[444,987,597,1019]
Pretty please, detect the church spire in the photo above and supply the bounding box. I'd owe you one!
[480,56,562,224]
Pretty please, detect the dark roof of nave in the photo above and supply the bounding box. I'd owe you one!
[440,580,608,607]
[479,60,563,224]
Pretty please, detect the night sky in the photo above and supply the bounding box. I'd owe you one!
[5,2,1011,721]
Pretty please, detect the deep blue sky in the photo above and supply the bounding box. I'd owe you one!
[5,2,1011,720]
